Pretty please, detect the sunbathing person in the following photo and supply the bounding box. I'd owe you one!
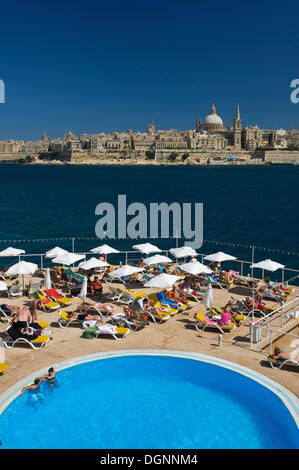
[172,267,182,276]
[264,278,292,292]
[167,286,188,304]
[104,265,116,275]
[191,278,207,291]
[51,270,64,285]
[245,297,267,313]
[221,301,240,327]
[180,279,206,295]
[66,311,104,323]
[123,306,140,322]
[0,304,18,316]
[223,271,234,283]
[132,297,160,319]
[271,347,299,362]
[79,300,114,315]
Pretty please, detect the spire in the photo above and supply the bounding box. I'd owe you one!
[235,104,241,121]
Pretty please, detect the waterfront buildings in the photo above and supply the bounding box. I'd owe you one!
[0,104,298,163]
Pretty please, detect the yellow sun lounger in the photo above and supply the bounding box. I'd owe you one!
[57,310,87,328]
[33,291,60,311]
[9,319,50,329]
[146,310,171,323]
[194,313,236,334]
[4,333,50,349]
[147,293,183,315]
[0,363,10,374]
[44,289,73,306]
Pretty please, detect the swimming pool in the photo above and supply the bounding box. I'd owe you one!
[0,350,298,449]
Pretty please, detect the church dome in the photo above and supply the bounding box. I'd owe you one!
[203,104,223,130]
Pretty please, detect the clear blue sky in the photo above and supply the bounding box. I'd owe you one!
[0,0,298,140]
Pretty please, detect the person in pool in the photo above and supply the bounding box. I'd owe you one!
[41,367,58,389]
[20,377,42,396]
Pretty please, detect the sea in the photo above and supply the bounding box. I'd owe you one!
[0,164,298,279]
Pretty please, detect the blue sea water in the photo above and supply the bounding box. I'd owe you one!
[0,356,298,449]
[0,164,298,271]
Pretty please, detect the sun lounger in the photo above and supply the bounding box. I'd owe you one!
[230,298,275,319]
[148,293,179,315]
[177,285,206,303]
[0,363,10,374]
[220,279,234,289]
[145,310,171,323]
[44,288,73,306]
[194,312,236,334]
[8,319,50,329]
[267,355,299,370]
[3,324,50,349]
[206,274,223,289]
[157,291,190,313]
[8,284,23,298]
[208,307,245,322]
[234,276,259,288]
[64,268,85,283]
[28,281,43,296]
[57,310,85,328]
[77,303,112,320]
[110,313,147,331]
[94,324,130,340]
[32,291,60,311]
[105,286,124,302]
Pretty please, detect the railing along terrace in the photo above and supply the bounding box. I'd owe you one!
[250,297,299,348]
[0,237,298,285]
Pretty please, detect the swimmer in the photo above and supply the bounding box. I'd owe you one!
[20,377,42,396]
[41,367,58,389]
[20,377,44,406]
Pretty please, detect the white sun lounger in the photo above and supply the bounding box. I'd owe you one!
[94,324,131,340]
[110,313,147,331]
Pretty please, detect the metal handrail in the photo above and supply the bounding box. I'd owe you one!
[250,297,299,348]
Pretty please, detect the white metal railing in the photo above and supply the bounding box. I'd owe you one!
[1,248,299,282]
[0,238,298,285]
[250,297,299,348]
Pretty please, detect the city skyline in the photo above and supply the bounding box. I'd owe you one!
[0,0,298,140]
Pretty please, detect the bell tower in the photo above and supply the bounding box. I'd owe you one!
[233,104,242,149]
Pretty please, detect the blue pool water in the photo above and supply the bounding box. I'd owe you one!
[0,355,298,449]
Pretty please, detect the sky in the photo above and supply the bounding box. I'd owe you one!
[0,0,298,141]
